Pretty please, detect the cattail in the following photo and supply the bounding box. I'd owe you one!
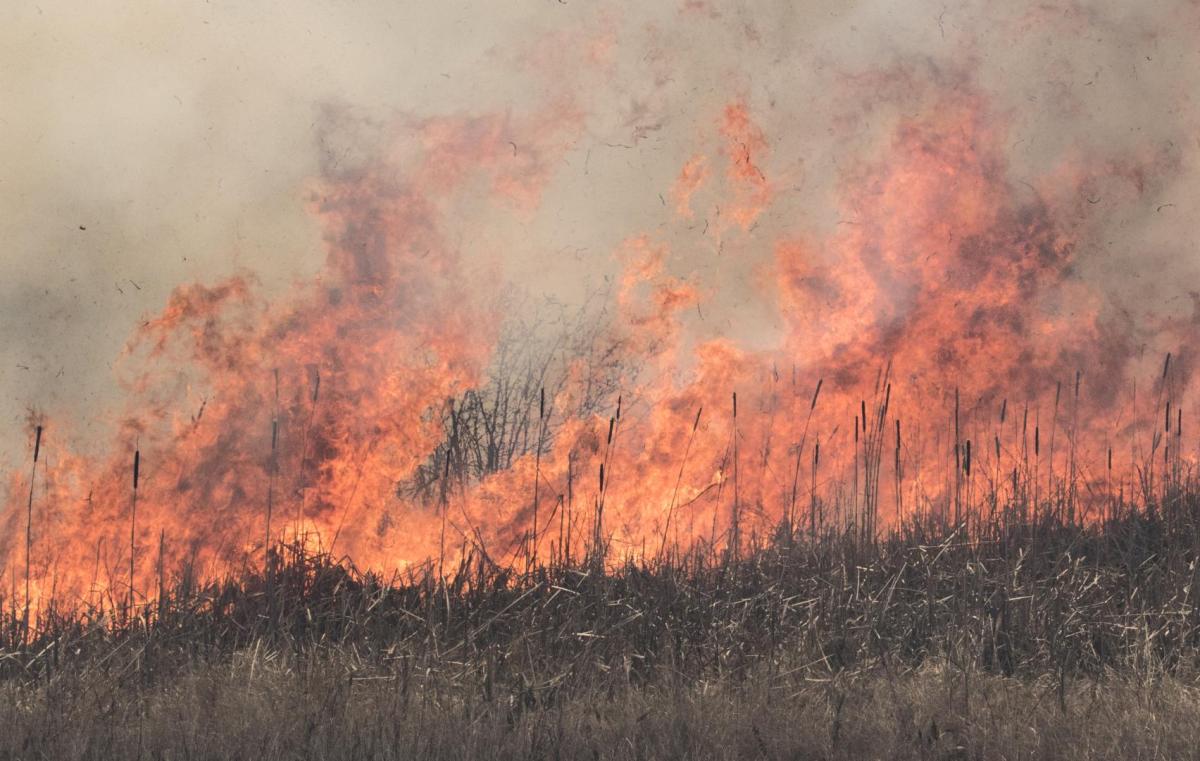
[294,368,321,544]
[1163,352,1172,381]
[265,371,279,574]
[130,445,140,615]
[731,391,740,555]
[157,529,166,622]
[954,388,961,520]
[964,439,972,476]
[1035,426,1040,456]
[530,386,547,570]
[1165,401,1171,433]
[1000,399,1007,424]
[661,406,703,557]
[810,440,820,537]
[811,378,823,410]
[23,424,43,636]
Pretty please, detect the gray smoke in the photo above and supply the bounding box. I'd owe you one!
[1,0,1197,465]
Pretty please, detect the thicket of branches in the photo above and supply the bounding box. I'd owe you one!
[403,290,628,503]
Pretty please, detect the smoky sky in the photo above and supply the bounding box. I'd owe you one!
[2,0,1198,466]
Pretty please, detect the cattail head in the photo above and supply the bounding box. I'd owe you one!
[692,407,703,432]
[133,448,141,491]
[33,425,42,464]
[732,391,737,418]
[539,387,545,420]
[811,379,823,411]
[1000,399,1007,424]
[964,439,972,476]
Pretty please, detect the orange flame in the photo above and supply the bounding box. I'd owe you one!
[4,75,1197,615]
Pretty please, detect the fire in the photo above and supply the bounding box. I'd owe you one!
[4,73,1196,617]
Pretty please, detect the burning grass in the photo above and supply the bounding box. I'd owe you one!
[5,480,1200,759]
[3,58,1199,759]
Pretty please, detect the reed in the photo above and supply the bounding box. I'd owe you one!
[22,424,41,638]
[659,406,701,557]
[128,445,139,618]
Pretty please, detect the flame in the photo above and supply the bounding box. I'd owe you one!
[4,71,1198,615]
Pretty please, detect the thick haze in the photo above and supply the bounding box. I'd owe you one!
[2,0,1198,465]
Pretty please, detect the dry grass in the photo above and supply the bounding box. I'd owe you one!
[0,497,1199,758]
[3,653,1200,760]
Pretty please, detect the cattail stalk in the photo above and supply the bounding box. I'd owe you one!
[23,424,42,637]
[295,369,320,543]
[593,396,621,563]
[130,445,140,617]
[157,529,166,624]
[730,392,740,559]
[265,370,279,571]
[660,406,702,557]
[810,440,820,538]
[529,387,546,571]
[954,388,961,528]
[788,379,822,539]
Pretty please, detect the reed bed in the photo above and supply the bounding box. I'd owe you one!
[3,476,1200,758]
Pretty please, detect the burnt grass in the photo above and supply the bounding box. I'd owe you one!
[5,494,1200,759]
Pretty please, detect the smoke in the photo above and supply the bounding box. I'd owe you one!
[2,0,1199,592]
